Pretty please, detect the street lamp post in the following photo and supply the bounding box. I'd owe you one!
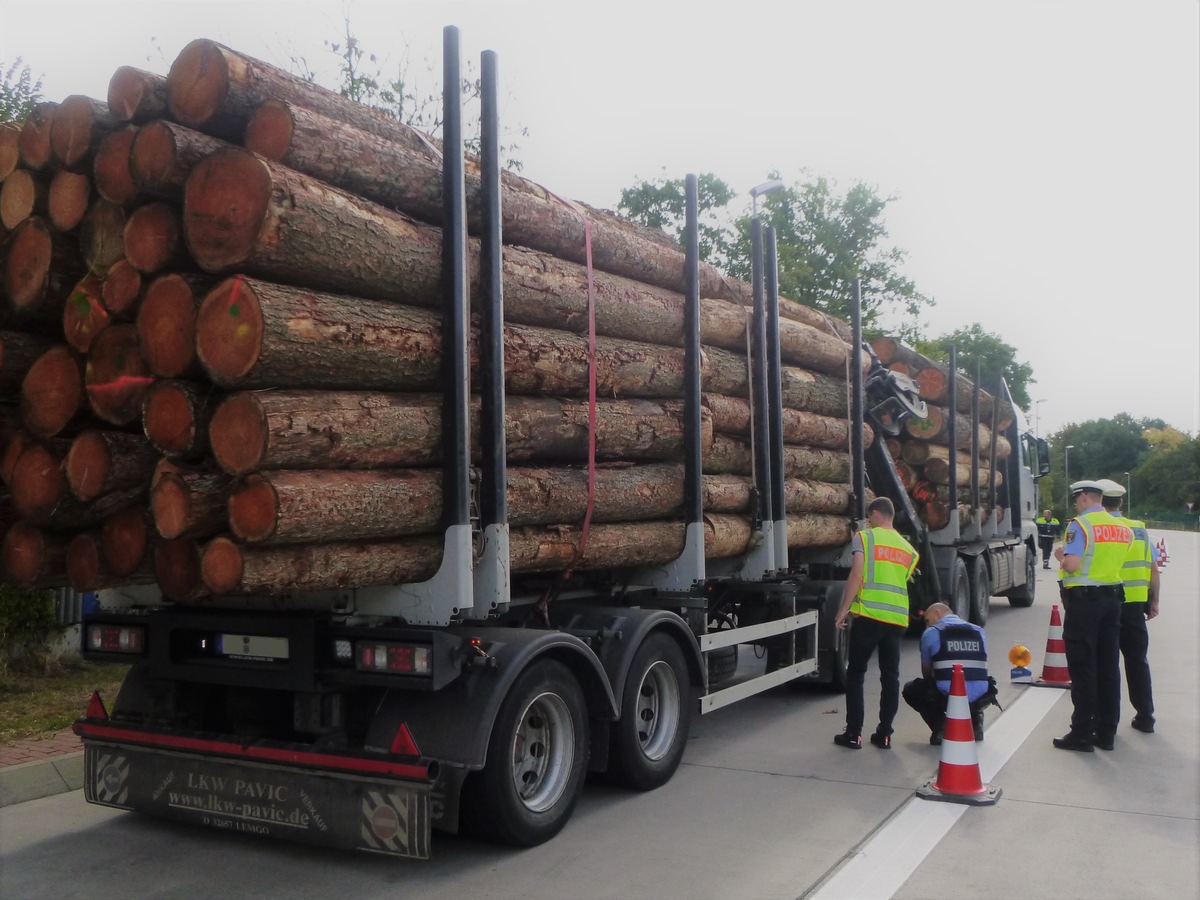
[1064,444,1075,512]
[1125,471,1132,519]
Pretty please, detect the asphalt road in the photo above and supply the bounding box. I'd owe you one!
[2,532,1196,900]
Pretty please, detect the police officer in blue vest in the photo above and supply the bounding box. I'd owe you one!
[902,602,997,744]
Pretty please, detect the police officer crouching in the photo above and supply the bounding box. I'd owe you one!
[1052,480,1133,752]
[902,602,999,744]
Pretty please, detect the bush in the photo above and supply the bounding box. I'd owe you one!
[0,585,63,674]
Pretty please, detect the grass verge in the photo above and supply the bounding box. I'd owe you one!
[0,660,129,744]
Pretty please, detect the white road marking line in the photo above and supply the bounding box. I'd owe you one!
[807,686,1063,900]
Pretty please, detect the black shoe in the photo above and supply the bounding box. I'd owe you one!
[868,732,891,750]
[973,725,985,742]
[1053,733,1095,752]
[834,732,862,749]
[1131,715,1155,733]
[1043,563,1050,569]
[929,729,944,746]
[1092,734,1115,751]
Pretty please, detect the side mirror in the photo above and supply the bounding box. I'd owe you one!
[1036,438,1051,476]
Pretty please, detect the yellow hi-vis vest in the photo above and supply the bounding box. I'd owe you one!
[1116,515,1153,603]
[1061,510,1133,588]
[850,527,918,627]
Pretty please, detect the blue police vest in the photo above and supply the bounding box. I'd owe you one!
[931,622,988,688]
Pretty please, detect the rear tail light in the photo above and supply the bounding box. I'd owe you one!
[86,624,145,654]
[356,642,431,675]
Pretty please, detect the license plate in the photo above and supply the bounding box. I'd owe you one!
[216,633,289,661]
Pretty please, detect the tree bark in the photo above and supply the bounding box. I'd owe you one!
[702,434,851,482]
[108,67,170,124]
[85,323,153,426]
[4,217,86,330]
[18,102,58,172]
[702,393,868,449]
[142,378,220,459]
[20,344,87,438]
[62,272,110,354]
[124,201,187,273]
[207,389,707,475]
[93,126,142,206]
[48,169,93,232]
[65,428,159,501]
[100,258,144,318]
[136,273,216,377]
[129,120,230,201]
[1,169,48,230]
[151,465,233,540]
[701,473,855,516]
[1,329,54,397]
[50,95,117,173]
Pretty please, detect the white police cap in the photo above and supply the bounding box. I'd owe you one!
[1069,480,1106,498]
[1095,478,1126,498]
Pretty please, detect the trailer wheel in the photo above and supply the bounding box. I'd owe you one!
[607,633,691,790]
[948,557,970,620]
[968,556,991,626]
[462,659,588,846]
[1007,544,1037,608]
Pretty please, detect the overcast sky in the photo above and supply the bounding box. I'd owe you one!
[5,1,1198,438]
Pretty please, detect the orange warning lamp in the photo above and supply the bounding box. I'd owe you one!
[1009,644,1032,668]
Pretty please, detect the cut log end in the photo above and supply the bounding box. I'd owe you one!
[108,66,167,123]
[67,532,103,591]
[138,274,199,376]
[143,381,197,455]
[208,391,267,475]
[243,100,294,161]
[85,324,153,426]
[48,169,92,232]
[167,39,231,129]
[183,149,272,271]
[101,258,143,317]
[200,535,243,594]
[0,169,44,231]
[151,474,190,539]
[63,273,110,353]
[21,345,83,438]
[3,522,48,584]
[51,95,110,172]
[11,442,66,520]
[124,201,181,273]
[93,127,140,206]
[155,537,204,600]
[3,218,53,310]
[65,430,112,501]
[129,120,177,193]
[228,474,278,542]
[195,277,264,384]
[103,506,150,576]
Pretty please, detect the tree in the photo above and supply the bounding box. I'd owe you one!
[0,57,42,124]
[913,322,1035,410]
[618,171,933,332]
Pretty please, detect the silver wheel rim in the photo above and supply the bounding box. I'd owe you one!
[635,660,681,762]
[510,691,575,813]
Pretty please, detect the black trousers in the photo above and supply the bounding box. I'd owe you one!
[1061,586,1123,740]
[1120,601,1154,718]
[844,615,906,738]
[1038,536,1055,563]
[902,678,988,734]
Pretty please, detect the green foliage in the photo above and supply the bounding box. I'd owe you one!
[618,170,933,331]
[913,322,1035,409]
[1,57,43,124]
[0,585,62,673]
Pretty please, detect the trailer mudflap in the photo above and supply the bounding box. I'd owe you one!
[82,740,432,859]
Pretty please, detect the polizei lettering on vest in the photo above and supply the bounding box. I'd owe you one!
[944,639,982,653]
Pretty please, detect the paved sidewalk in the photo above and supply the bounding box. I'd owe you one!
[0,730,85,808]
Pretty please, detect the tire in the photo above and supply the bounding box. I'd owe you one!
[968,555,991,626]
[1007,544,1037,608]
[461,660,589,846]
[947,557,970,619]
[607,633,692,791]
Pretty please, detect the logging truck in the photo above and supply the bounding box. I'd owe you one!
[19,31,1048,858]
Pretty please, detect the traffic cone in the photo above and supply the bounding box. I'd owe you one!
[1033,603,1071,688]
[1156,537,1170,568]
[917,664,1001,806]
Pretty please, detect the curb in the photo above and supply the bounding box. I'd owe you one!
[0,752,85,808]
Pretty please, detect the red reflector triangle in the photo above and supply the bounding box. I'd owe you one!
[86,690,109,720]
[390,723,420,757]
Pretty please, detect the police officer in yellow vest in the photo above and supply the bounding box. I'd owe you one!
[1036,510,1060,569]
[833,496,919,750]
[1052,480,1134,752]
[1097,478,1161,733]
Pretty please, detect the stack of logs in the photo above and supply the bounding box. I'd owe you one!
[1,38,875,603]
[870,337,1017,530]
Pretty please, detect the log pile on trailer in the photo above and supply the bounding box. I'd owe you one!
[0,38,922,602]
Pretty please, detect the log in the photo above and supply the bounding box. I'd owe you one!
[701,393,868,449]
[142,379,219,458]
[1,329,54,396]
[100,258,143,318]
[124,201,187,273]
[780,366,850,418]
[20,344,87,438]
[9,435,143,526]
[921,456,1003,488]
[154,537,207,602]
[62,272,110,353]
[67,529,155,590]
[2,521,71,587]
[900,439,973,468]
[150,465,232,540]
[194,276,747,400]
[1,169,48,230]
[50,95,117,172]
[701,474,856,516]
[102,505,153,576]
[84,323,153,426]
[1,429,37,487]
[18,102,58,171]
[129,120,230,201]
[108,67,170,124]
[92,126,141,206]
[702,434,851,482]
[136,273,215,376]
[207,389,706,475]
[64,428,159,501]
[904,404,1010,458]
[4,217,86,329]
[47,169,92,232]
[78,199,126,271]
[0,123,20,181]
